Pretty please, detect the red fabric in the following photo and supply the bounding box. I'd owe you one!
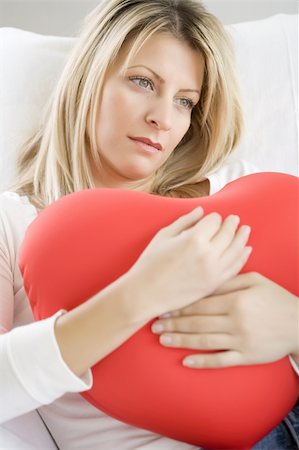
[19,173,299,449]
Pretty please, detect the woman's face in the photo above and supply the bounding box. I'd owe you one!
[93,32,205,190]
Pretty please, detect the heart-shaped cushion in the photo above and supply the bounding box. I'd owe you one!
[19,172,299,449]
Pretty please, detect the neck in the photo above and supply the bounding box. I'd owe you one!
[93,172,155,193]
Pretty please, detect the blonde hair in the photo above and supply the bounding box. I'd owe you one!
[10,0,243,208]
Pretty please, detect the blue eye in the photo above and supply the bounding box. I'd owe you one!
[128,76,195,110]
[129,76,153,90]
[177,97,195,110]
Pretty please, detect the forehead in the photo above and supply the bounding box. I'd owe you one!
[115,32,205,89]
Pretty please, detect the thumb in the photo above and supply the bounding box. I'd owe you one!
[213,272,260,295]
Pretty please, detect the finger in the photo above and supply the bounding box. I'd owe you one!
[213,272,263,295]
[189,212,223,241]
[221,224,251,265]
[159,332,234,351]
[174,293,233,316]
[159,297,230,318]
[160,206,204,238]
[152,315,231,334]
[222,245,253,280]
[211,214,240,253]
[159,266,255,321]
[182,351,243,369]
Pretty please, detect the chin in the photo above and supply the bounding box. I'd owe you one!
[121,164,156,182]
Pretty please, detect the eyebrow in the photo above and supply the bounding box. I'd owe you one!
[127,64,201,96]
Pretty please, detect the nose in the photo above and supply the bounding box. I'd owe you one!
[145,97,172,131]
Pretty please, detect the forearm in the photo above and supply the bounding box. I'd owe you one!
[54,272,149,378]
[0,312,91,423]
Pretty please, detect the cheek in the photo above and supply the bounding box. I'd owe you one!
[170,118,191,151]
[96,89,126,147]
[100,90,123,127]
[98,86,139,138]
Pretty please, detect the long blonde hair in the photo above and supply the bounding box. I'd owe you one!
[10,0,243,208]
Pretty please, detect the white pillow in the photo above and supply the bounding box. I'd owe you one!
[0,14,297,192]
[227,14,298,175]
[0,28,74,191]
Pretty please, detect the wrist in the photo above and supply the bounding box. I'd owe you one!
[120,271,157,324]
[54,273,149,377]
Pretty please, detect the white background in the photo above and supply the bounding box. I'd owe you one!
[0,0,298,36]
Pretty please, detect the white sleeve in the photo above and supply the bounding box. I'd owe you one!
[0,309,93,424]
[0,210,92,424]
[0,311,93,424]
[289,357,299,376]
[206,159,261,195]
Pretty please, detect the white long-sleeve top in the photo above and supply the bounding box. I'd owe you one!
[0,160,298,449]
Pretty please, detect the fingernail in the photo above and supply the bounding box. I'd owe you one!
[160,335,172,345]
[210,212,222,220]
[230,215,240,224]
[190,206,204,217]
[242,225,251,235]
[183,358,195,367]
[152,323,164,333]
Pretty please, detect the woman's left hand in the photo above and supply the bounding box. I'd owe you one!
[151,272,299,368]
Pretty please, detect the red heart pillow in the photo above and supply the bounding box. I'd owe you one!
[19,173,299,449]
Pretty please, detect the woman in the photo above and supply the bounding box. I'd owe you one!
[0,0,298,448]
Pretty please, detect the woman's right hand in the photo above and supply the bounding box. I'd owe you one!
[54,207,251,376]
[126,207,252,320]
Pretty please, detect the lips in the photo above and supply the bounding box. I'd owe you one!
[129,137,162,151]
